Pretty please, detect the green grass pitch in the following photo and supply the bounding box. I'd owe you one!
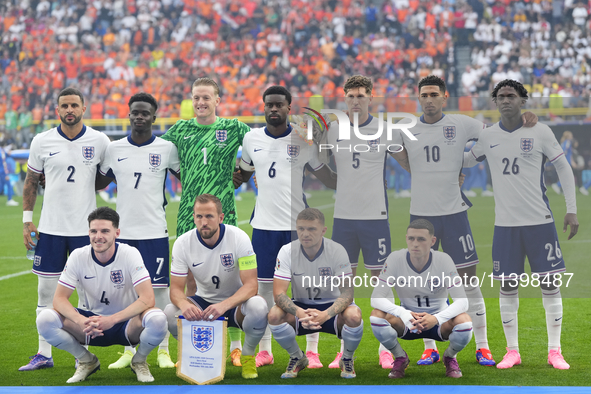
[0,188,589,386]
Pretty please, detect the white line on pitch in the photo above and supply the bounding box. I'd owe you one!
[0,270,31,281]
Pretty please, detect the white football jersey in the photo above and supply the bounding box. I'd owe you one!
[377,249,465,314]
[99,135,180,239]
[240,126,324,231]
[392,114,485,216]
[470,122,565,226]
[274,238,352,305]
[327,116,389,220]
[170,224,256,303]
[27,125,110,236]
[58,243,150,315]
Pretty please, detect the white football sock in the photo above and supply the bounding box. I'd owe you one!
[134,310,167,362]
[36,309,92,362]
[423,339,437,351]
[465,285,489,350]
[499,289,519,351]
[163,303,180,340]
[37,276,59,357]
[306,332,319,353]
[270,322,302,358]
[370,316,405,358]
[444,322,473,358]
[542,288,563,352]
[154,288,170,351]
[257,282,274,353]
[240,296,268,356]
[124,346,136,354]
[341,322,363,359]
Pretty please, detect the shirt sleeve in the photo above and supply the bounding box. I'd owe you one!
[170,236,189,277]
[470,138,487,163]
[542,125,566,163]
[273,244,292,281]
[58,249,82,290]
[99,143,113,176]
[236,228,256,271]
[239,134,255,171]
[331,243,353,278]
[127,247,151,287]
[161,121,178,144]
[463,115,486,141]
[433,254,468,325]
[167,141,181,173]
[236,120,250,145]
[27,133,44,174]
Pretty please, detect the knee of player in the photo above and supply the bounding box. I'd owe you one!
[143,309,167,332]
[36,309,61,334]
[162,304,180,329]
[370,308,387,318]
[244,295,269,318]
[452,312,472,325]
[342,305,362,327]
[267,305,287,325]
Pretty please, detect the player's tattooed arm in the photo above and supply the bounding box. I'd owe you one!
[276,293,301,316]
[23,171,41,248]
[325,282,354,319]
[390,148,411,173]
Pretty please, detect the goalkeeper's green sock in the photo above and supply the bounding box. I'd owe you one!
[229,327,242,351]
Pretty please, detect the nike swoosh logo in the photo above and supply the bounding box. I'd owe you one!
[184,135,196,139]
[465,253,475,259]
[192,262,204,267]
[336,139,344,142]
[555,317,562,321]
[154,277,165,282]
[490,144,500,148]
[118,157,128,162]
[412,133,421,137]
[84,275,95,279]
[551,261,561,267]
[503,319,514,324]
[378,257,387,263]
[49,152,60,156]
[253,327,265,330]
[476,312,485,316]
[294,272,304,276]
[254,148,263,152]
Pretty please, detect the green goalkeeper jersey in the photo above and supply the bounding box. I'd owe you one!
[162,117,249,235]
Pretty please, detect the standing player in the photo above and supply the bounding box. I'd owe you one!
[20,88,110,371]
[269,208,362,379]
[391,75,537,366]
[161,78,248,359]
[99,93,180,369]
[163,194,268,379]
[467,79,578,369]
[326,75,410,368]
[238,86,337,368]
[370,219,473,379]
[36,207,167,383]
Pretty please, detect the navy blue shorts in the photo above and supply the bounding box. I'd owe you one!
[188,295,241,329]
[252,229,297,282]
[32,233,90,277]
[118,238,170,288]
[76,309,133,347]
[410,211,478,269]
[332,218,390,270]
[400,324,445,341]
[492,223,565,280]
[293,301,340,338]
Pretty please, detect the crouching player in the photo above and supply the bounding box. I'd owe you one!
[370,219,472,378]
[36,207,167,383]
[268,208,363,379]
[163,194,268,379]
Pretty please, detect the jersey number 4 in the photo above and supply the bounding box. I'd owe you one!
[100,291,110,305]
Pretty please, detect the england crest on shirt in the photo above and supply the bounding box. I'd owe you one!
[192,325,214,353]
[215,130,227,142]
[110,270,124,284]
[82,146,95,160]
[220,253,234,268]
[443,126,456,140]
[149,153,161,167]
[520,138,534,152]
[318,267,332,277]
[287,144,300,158]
